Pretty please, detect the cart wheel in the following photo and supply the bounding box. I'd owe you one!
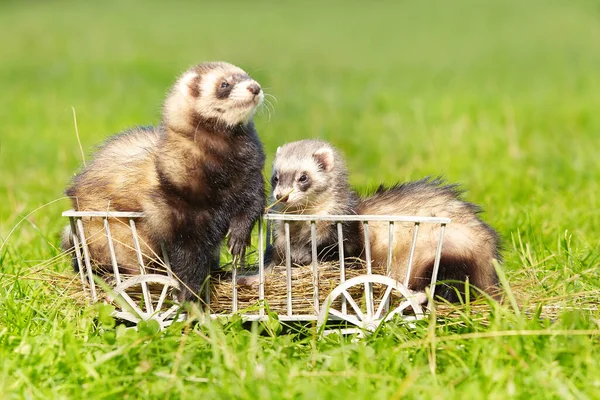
[107,274,184,329]
[317,274,426,337]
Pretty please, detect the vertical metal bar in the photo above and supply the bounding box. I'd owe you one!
[337,222,346,282]
[69,217,88,297]
[386,221,394,276]
[363,221,374,319]
[208,252,218,307]
[311,221,319,314]
[157,243,174,312]
[337,222,346,315]
[75,218,97,302]
[404,222,420,287]
[384,220,395,315]
[266,218,272,248]
[155,282,170,312]
[363,222,372,275]
[429,223,447,301]
[160,243,173,278]
[129,218,154,315]
[103,217,121,285]
[232,257,238,313]
[205,274,211,310]
[284,222,292,316]
[258,217,265,318]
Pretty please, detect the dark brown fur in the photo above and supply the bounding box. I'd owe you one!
[63,62,266,301]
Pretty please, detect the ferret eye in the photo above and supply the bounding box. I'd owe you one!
[272,176,279,184]
[220,81,230,88]
[298,174,308,183]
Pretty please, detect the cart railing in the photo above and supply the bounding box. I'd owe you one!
[63,210,450,327]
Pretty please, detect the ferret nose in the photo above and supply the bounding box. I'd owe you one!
[247,83,261,96]
[276,194,289,203]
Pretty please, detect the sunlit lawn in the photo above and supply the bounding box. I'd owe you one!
[1,1,599,398]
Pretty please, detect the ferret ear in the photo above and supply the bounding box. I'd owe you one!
[177,72,199,97]
[276,146,282,155]
[312,147,334,172]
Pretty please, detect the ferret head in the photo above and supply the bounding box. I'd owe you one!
[163,61,264,132]
[270,140,348,214]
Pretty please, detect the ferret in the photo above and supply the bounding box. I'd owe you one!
[266,140,363,266]
[239,139,501,302]
[62,61,266,302]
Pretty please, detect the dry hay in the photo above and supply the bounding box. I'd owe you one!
[51,258,400,317]
[209,260,390,315]
[53,264,419,316]
[43,269,180,311]
[38,254,599,324]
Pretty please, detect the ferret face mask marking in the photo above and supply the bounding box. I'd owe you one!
[271,146,335,213]
[179,63,264,127]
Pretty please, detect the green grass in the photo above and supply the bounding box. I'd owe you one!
[1,0,599,398]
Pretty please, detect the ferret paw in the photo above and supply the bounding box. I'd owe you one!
[410,290,428,305]
[237,274,260,287]
[227,234,250,258]
[237,265,275,287]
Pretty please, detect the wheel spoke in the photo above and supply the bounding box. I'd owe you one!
[384,300,414,322]
[317,275,426,336]
[116,291,148,320]
[374,284,394,320]
[364,281,374,319]
[157,305,181,322]
[341,289,365,321]
[112,310,142,325]
[155,284,171,312]
[328,308,361,326]
[108,275,181,323]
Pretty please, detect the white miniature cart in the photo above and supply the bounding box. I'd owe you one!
[63,210,450,334]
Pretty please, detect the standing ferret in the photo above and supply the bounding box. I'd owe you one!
[239,139,501,302]
[63,61,266,302]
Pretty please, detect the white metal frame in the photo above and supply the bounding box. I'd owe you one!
[63,210,450,333]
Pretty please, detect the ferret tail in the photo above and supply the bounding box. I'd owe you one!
[427,255,501,303]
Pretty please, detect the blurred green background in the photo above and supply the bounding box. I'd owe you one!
[1,1,600,398]
[1,0,599,278]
